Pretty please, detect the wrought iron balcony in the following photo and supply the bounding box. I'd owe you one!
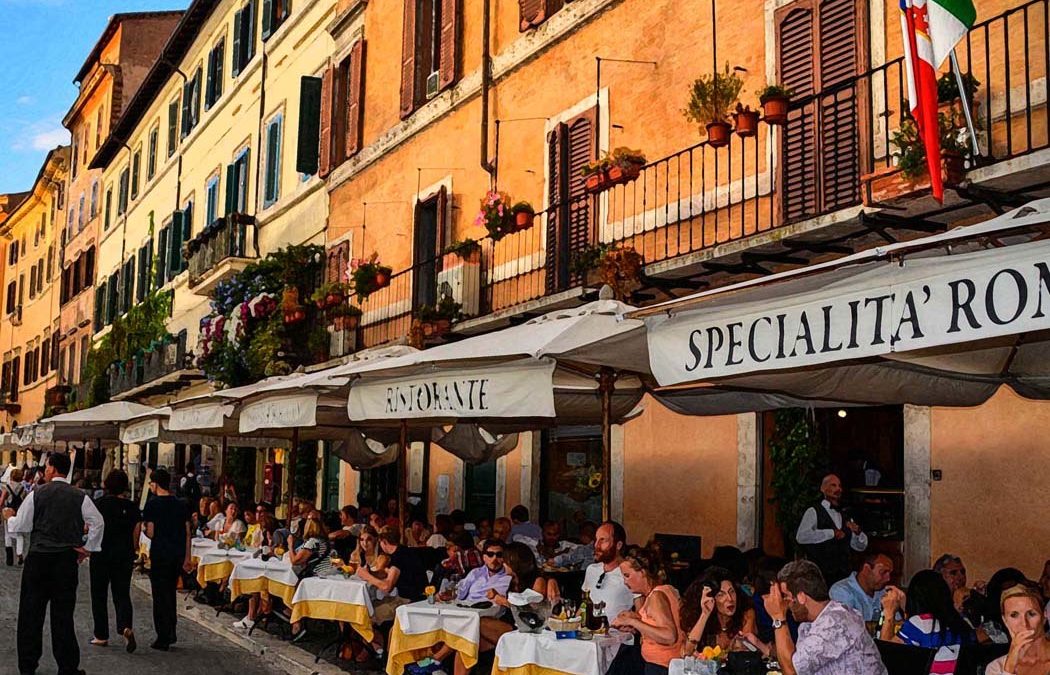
[108,330,204,400]
[186,214,259,295]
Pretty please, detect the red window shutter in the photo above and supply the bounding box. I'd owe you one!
[336,241,350,282]
[545,124,565,295]
[816,0,862,212]
[318,66,334,178]
[438,0,458,89]
[399,0,417,119]
[345,40,366,158]
[777,5,817,223]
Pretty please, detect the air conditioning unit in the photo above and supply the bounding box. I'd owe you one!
[328,324,358,359]
[437,257,481,317]
[425,71,440,100]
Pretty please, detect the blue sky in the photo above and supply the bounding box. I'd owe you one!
[0,0,184,194]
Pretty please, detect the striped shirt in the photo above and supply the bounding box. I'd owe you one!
[897,614,971,674]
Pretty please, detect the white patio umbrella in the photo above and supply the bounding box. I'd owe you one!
[38,401,158,442]
[639,199,1050,413]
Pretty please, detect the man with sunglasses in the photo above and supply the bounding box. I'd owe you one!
[582,521,635,621]
[454,541,512,603]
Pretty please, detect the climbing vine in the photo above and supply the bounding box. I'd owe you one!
[767,408,828,553]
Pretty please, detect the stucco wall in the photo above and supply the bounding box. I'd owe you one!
[930,387,1050,583]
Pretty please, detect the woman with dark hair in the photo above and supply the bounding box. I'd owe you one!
[880,569,974,674]
[979,568,1030,644]
[611,549,684,675]
[682,566,760,655]
[89,469,141,652]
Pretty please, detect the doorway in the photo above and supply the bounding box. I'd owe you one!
[464,460,497,523]
[322,449,341,511]
[412,189,447,310]
[540,426,603,538]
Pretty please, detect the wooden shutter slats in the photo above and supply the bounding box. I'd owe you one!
[544,125,563,295]
[399,0,417,119]
[519,0,544,31]
[778,5,818,223]
[318,66,334,178]
[345,40,365,158]
[438,0,458,89]
[816,0,860,211]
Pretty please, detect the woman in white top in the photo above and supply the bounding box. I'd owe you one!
[986,584,1050,675]
[215,502,246,542]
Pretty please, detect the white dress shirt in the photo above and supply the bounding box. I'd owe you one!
[6,476,105,552]
[796,499,868,552]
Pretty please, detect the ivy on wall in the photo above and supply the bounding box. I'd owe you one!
[768,408,828,554]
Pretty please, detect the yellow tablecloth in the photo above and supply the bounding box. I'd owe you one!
[195,547,254,587]
[229,557,298,606]
[290,576,375,642]
[386,602,494,675]
[492,658,574,675]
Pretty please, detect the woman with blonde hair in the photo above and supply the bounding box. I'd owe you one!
[986,584,1050,675]
[350,525,389,578]
[611,549,685,675]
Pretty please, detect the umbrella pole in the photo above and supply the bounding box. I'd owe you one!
[287,428,299,519]
[399,420,409,533]
[598,367,618,522]
[220,435,228,490]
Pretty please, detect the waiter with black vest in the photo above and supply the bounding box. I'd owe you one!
[3,452,104,675]
[795,473,868,584]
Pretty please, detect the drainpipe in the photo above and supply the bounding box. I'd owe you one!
[158,59,188,213]
[480,0,496,182]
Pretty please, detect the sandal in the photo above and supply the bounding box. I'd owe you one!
[90,638,108,647]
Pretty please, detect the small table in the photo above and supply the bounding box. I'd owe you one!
[196,547,254,587]
[387,601,503,675]
[493,630,630,675]
[291,575,375,641]
[229,555,299,605]
[190,537,217,561]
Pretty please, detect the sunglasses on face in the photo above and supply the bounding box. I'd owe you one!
[483,550,504,559]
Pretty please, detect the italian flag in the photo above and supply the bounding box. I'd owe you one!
[900,0,974,202]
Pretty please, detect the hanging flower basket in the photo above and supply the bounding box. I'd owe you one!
[511,202,535,231]
[350,253,392,299]
[477,190,514,240]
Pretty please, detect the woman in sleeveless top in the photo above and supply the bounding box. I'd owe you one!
[611,549,685,675]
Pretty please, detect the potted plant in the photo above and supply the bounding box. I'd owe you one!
[937,71,980,129]
[732,103,760,137]
[569,243,608,286]
[329,303,362,331]
[349,253,393,300]
[862,113,969,205]
[444,238,482,263]
[417,295,463,338]
[568,244,645,299]
[758,84,793,125]
[581,157,612,193]
[311,281,349,309]
[510,202,536,231]
[281,286,306,324]
[607,147,647,185]
[477,190,513,240]
[684,63,744,148]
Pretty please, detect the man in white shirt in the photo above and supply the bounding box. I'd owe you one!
[582,521,635,620]
[795,474,868,584]
[4,452,104,675]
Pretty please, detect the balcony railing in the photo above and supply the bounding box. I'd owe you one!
[186,214,259,292]
[108,330,191,399]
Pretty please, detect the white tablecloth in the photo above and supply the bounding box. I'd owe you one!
[494,630,630,675]
[229,555,298,604]
[190,537,217,560]
[196,547,254,585]
[397,600,502,638]
[292,575,374,615]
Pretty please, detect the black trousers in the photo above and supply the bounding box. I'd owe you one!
[149,556,181,646]
[17,549,80,675]
[89,554,134,640]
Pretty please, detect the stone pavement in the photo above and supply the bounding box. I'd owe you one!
[0,558,384,675]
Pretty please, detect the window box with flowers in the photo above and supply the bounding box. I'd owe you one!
[349,253,393,299]
[416,295,463,340]
[581,157,613,193]
[862,113,969,206]
[568,244,645,300]
[606,148,647,185]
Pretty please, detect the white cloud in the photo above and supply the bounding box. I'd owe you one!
[29,127,68,151]
[15,96,34,106]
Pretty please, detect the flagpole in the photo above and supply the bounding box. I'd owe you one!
[949,49,981,157]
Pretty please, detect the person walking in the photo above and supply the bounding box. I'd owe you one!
[2,467,28,565]
[141,467,192,651]
[3,452,105,675]
[89,469,142,653]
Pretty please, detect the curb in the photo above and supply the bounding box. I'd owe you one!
[132,575,349,675]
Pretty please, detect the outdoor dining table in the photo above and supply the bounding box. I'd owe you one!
[190,536,218,561]
[492,629,631,675]
[290,574,375,641]
[386,600,504,675]
[229,554,299,605]
[195,546,255,587]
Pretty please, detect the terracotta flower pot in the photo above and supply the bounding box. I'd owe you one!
[733,109,760,137]
[584,171,609,194]
[760,94,790,125]
[346,314,360,330]
[941,150,966,185]
[705,121,732,148]
[607,163,642,185]
[333,315,346,331]
[374,269,391,289]
[514,210,535,231]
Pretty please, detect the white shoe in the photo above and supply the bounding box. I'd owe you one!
[232,618,255,629]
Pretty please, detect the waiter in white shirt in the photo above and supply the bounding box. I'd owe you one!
[795,473,868,585]
[3,452,104,675]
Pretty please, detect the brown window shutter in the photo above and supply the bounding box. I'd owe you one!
[565,109,596,285]
[520,0,563,31]
[545,124,565,294]
[399,0,418,119]
[336,241,350,282]
[326,249,338,283]
[438,0,458,89]
[318,66,334,178]
[777,4,817,223]
[345,40,366,158]
[436,185,449,253]
[816,0,862,212]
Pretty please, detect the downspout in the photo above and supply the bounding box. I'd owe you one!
[158,60,188,213]
[480,0,495,182]
[254,44,269,230]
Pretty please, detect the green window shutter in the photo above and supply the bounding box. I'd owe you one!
[94,283,106,331]
[156,226,169,287]
[169,211,185,278]
[107,271,119,323]
[265,121,280,203]
[225,163,238,215]
[232,8,243,77]
[181,204,193,271]
[137,245,148,302]
[262,0,274,39]
[246,0,257,59]
[168,98,179,156]
[296,76,322,175]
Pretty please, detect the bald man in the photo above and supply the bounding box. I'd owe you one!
[795,474,868,584]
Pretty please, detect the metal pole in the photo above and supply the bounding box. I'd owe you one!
[493,119,501,189]
[711,0,717,71]
[399,420,409,533]
[950,50,981,157]
[287,428,299,518]
[598,367,617,522]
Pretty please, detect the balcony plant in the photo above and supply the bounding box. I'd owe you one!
[863,112,969,205]
[685,63,744,148]
[607,148,647,185]
[732,103,760,137]
[510,201,536,231]
[311,281,350,309]
[475,189,512,241]
[444,238,482,262]
[416,294,463,338]
[328,303,363,332]
[569,243,645,301]
[349,252,393,299]
[582,156,613,193]
[757,84,793,125]
[937,71,981,129]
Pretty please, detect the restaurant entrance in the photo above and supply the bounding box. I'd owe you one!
[464,459,497,523]
[760,405,905,579]
[540,427,603,538]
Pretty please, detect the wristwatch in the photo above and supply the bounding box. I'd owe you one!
[772,619,785,629]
